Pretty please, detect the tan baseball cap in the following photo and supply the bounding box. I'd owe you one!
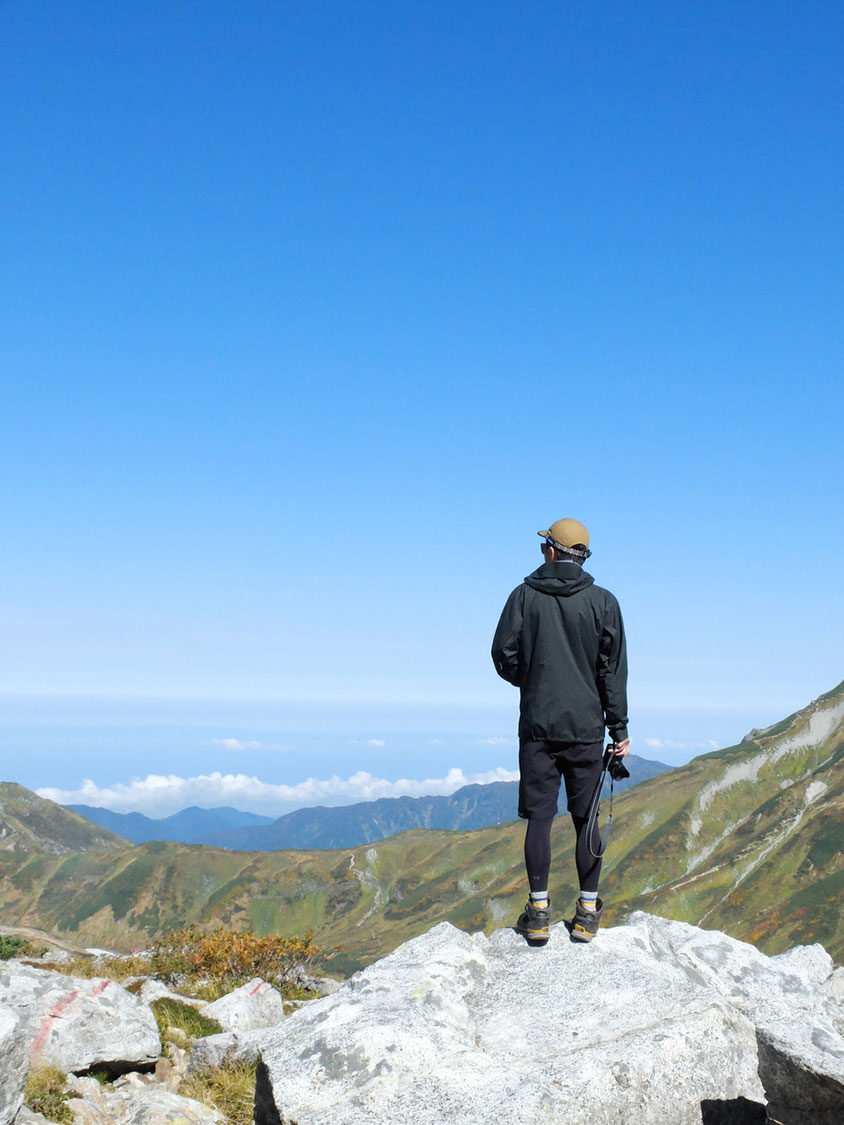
[537,518,590,550]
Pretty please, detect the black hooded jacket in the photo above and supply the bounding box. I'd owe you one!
[491,560,628,744]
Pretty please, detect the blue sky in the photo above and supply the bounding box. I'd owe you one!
[3,2,843,816]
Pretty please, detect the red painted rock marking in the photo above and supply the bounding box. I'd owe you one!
[32,989,81,1054]
[249,981,265,996]
[91,979,111,998]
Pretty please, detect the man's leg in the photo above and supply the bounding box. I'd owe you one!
[516,740,561,940]
[570,813,602,911]
[524,815,554,909]
[560,741,606,939]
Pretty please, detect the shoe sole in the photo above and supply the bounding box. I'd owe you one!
[571,923,598,942]
[516,921,550,943]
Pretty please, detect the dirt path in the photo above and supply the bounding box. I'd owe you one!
[0,923,94,957]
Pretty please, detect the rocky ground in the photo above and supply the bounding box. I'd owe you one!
[2,913,844,1125]
[0,939,338,1125]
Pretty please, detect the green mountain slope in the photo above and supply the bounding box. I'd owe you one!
[0,782,125,855]
[1,681,841,971]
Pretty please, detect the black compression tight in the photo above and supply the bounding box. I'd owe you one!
[524,814,603,894]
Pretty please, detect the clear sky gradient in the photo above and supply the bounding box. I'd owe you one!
[3,2,843,815]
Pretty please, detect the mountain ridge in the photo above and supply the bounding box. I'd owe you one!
[64,804,275,845]
[65,754,669,849]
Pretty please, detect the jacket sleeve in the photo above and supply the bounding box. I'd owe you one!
[596,595,629,742]
[491,586,524,686]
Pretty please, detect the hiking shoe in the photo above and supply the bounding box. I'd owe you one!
[570,897,603,943]
[515,899,551,943]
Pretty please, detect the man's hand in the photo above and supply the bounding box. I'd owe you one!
[611,738,631,758]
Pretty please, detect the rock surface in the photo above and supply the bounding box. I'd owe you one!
[637,915,844,1123]
[138,978,207,1010]
[201,978,284,1032]
[0,963,160,1074]
[256,913,844,1125]
[67,1075,224,1125]
[186,1031,263,1074]
[0,1006,27,1125]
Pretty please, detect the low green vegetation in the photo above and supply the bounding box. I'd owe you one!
[0,934,33,959]
[151,996,223,1041]
[24,1067,77,1124]
[180,1060,257,1125]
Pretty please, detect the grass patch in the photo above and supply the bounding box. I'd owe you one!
[46,952,151,981]
[179,1060,257,1125]
[151,997,223,1041]
[24,1066,77,1124]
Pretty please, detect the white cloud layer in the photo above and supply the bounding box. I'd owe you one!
[212,738,263,750]
[38,766,520,818]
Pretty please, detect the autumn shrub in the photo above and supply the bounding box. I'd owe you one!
[150,927,323,998]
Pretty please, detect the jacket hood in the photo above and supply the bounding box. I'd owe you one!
[524,560,595,597]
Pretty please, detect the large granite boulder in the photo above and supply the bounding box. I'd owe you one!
[0,1006,28,1125]
[634,913,844,1123]
[201,979,284,1032]
[0,963,160,1074]
[255,913,844,1125]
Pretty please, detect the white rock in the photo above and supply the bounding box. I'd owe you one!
[186,1031,262,1074]
[138,979,207,1009]
[0,963,160,1074]
[67,1080,224,1125]
[302,974,342,997]
[201,979,284,1032]
[0,1006,28,1125]
[13,1108,51,1125]
[256,915,844,1125]
[825,966,844,1009]
[627,911,844,1121]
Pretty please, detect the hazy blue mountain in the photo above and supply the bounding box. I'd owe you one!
[67,756,669,850]
[197,754,671,850]
[66,804,274,844]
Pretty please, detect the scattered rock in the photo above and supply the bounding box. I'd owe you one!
[0,963,160,1075]
[303,975,342,997]
[66,1075,224,1125]
[255,914,844,1125]
[0,1006,28,1125]
[33,950,74,966]
[201,979,284,1032]
[186,1031,262,1075]
[13,1108,51,1125]
[139,980,207,1010]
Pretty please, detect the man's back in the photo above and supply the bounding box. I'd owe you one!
[492,559,628,744]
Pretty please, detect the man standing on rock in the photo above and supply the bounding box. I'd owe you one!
[491,518,629,944]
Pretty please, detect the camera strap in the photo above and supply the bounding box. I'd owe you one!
[585,748,618,859]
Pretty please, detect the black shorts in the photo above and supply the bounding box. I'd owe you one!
[518,739,604,820]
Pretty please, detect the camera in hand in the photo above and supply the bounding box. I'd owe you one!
[605,748,630,781]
